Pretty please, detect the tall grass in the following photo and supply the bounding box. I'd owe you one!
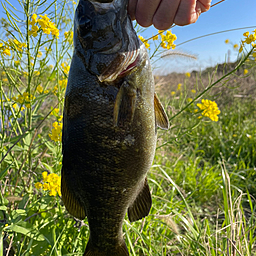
[0,0,256,255]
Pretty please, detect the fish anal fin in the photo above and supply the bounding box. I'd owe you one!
[113,81,137,127]
[61,168,86,220]
[154,92,169,130]
[128,178,152,222]
[84,238,129,256]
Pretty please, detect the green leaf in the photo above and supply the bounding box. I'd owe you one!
[6,221,45,241]
[0,206,7,211]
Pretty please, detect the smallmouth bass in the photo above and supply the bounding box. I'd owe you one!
[61,0,169,255]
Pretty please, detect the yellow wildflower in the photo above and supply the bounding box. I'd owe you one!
[233,44,238,49]
[37,84,44,93]
[185,72,191,78]
[160,30,177,50]
[43,183,50,191]
[244,69,248,75]
[38,14,59,38]
[2,78,8,82]
[42,171,48,182]
[138,35,150,49]
[64,31,74,44]
[35,182,42,189]
[191,89,196,93]
[177,83,182,90]
[51,108,59,116]
[225,39,229,44]
[14,60,20,66]
[37,51,42,58]
[152,34,158,41]
[171,91,175,96]
[2,47,11,56]
[61,62,70,75]
[197,99,221,122]
[49,122,63,142]
[36,172,61,196]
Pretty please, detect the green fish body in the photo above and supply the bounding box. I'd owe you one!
[61,0,169,255]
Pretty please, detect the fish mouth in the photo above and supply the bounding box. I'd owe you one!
[98,47,140,83]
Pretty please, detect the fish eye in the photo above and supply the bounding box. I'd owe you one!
[78,16,92,35]
[76,1,95,37]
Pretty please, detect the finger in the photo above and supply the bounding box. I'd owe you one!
[152,0,181,30]
[174,0,211,26]
[128,0,138,20]
[197,0,212,12]
[135,0,161,28]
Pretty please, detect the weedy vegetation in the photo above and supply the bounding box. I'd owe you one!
[0,0,256,255]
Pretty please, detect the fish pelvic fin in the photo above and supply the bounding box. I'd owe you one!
[128,178,152,222]
[61,167,86,220]
[154,92,169,130]
[84,238,129,256]
[113,81,137,127]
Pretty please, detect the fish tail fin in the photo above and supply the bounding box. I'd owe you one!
[84,238,129,256]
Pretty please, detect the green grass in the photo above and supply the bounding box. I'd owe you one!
[1,1,256,255]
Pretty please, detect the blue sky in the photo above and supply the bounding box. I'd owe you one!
[145,0,256,74]
[1,0,256,74]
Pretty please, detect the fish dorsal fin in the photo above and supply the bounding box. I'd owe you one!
[154,93,169,130]
[128,178,152,222]
[61,168,86,220]
[84,238,129,256]
[113,81,137,127]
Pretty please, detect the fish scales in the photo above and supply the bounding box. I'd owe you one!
[61,0,169,255]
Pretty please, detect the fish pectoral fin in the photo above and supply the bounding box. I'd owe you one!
[154,92,169,130]
[128,178,152,222]
[61,168,86,220]
[84,238,129,256]
[113,81,137,127]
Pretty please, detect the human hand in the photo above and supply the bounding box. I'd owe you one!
[128,0,212,30]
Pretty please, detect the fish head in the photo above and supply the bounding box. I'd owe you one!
[74,0,141,82]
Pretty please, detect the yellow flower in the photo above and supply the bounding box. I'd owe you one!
[43,183,50,191]
[177,83,182,90]
[35,182,42,189]
[30,14,37,26]
[37,172,61,196]
[138,35,150,49]
[59,79,68,89]
[14,60,20,66]
[185,72,191,78]
[28,24,39,37]
[37,51,42,58]
[42,171,48,182]
[244,69,248,75]
[38,14,59,38]
[2,47,11,56]
[171,91,175,96]
[152,34,158,40]
[51,108,59,116]
[37,84,44,93]
[159,30,177,50]
[197,99,221,122]
[61,62,70,75]
[187,98,193,103]
[233,44,238,49]
[49,122,63,142]
[225,39,229,44]
[191,89,196,93]
[64,31,73,44]
[2,78,8,82]
[34,70,40,76]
